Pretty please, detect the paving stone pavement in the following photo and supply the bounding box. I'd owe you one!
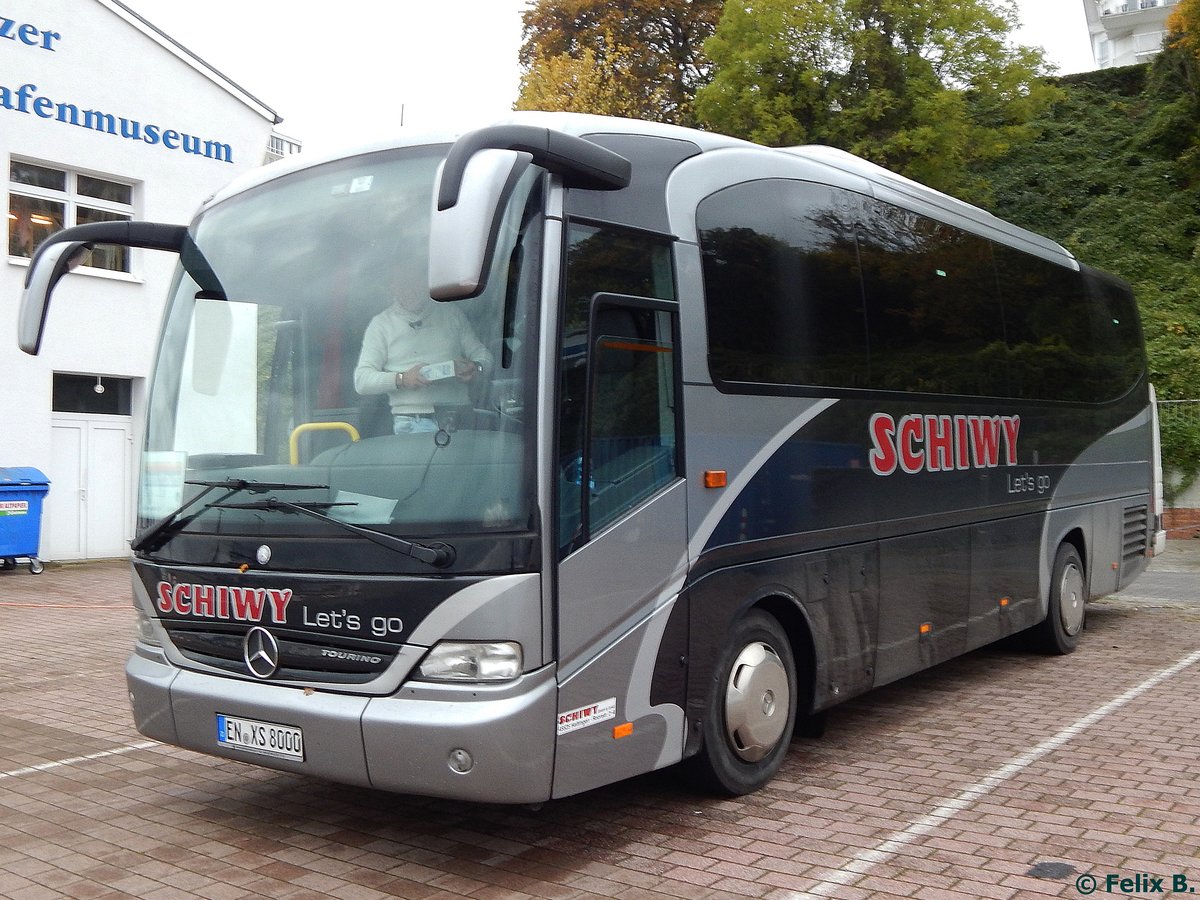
[1,542,1199,899]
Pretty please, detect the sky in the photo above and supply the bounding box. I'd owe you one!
[122,0,1097,158]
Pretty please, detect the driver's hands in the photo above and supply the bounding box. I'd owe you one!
[454,359,482,382]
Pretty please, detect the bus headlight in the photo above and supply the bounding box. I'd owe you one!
[134,608,163,648]
[417,641,522,682]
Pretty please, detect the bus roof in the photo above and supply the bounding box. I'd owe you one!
[198,111,1073,264]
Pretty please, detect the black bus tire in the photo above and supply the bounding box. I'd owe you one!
[1033,543,1086,655]
[690,609,797,795]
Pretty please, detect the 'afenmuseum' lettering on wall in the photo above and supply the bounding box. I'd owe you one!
[1,11,236,164]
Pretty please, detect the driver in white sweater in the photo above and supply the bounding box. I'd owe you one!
[353,274,492,433]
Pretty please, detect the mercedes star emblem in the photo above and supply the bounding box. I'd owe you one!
[243,626,280,679]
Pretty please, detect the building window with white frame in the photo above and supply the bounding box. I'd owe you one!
[8,161,135,273]
[1135,30,1166,53]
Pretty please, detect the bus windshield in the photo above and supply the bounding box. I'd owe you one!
[138,145,543,574]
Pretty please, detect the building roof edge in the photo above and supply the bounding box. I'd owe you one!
[97,0,283,125]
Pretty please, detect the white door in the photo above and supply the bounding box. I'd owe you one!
[47,414,133,561]
[48,420,85,559]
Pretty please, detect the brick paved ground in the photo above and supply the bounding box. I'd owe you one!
[1,544,1199,899]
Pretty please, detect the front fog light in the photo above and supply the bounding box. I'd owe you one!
[418,641,522,682]
[134,608,162,647]
[448,748,474,774]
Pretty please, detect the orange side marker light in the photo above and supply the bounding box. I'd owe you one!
[704,470,727,489]
[613,722,634,739]
[919,622,932,635]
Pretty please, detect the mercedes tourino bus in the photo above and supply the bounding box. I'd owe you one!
[19,113,1166,801]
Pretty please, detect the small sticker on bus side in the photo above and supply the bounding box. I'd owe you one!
[557,698,616,736]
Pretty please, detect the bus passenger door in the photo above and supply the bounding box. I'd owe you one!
[552,291,689,799]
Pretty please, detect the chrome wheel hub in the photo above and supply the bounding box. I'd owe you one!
[724,641,790,762]
[1059,562,1085,636]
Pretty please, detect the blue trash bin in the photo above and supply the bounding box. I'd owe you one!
[0,467,50,575]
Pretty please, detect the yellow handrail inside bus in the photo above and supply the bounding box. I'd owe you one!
[289,422,360,464]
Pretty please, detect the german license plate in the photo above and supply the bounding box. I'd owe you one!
[216,713,304,761]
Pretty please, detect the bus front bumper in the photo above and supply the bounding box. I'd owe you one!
[126,649,558,804]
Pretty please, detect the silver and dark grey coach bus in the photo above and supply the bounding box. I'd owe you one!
[19,113,1167,801]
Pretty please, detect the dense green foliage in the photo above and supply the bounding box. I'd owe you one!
[694,0,1057,203]
[979,55,1200,494]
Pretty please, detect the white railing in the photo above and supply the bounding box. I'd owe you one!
[1159,399,1200,427]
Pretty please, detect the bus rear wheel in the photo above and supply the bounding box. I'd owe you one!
[1032,543,1086,655]
[691,610,797,795]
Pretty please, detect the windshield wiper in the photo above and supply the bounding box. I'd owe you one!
[131,478,329,553]
[211,497,456,568]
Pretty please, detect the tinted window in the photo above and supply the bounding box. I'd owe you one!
[858,200,1007,396]
[1083,268,1145,401]
[699,181,868,389]
[588,305,678,534]
[993,246,1096,401]
[697,180,1142,404]
[52,374,132,415]
[559,224,676,549]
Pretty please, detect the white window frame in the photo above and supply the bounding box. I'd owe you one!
[1134,29,1165,53]
[7,158,139,278]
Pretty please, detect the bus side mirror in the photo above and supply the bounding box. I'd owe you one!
[428,149,531,301]
[17,220,190,355]
[18,241,89,354]
[428,124,631,301]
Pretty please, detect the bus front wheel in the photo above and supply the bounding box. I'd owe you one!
[1033,543,1086,655]
[691,610,797,795]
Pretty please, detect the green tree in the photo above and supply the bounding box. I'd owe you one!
[1148,2,1200,185]
[695,0,1058,202]
[516,0,722,124]
[692,0,843,146]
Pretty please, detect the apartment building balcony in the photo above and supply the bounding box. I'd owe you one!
[265,131,303,164]
[1087,0,1178,68]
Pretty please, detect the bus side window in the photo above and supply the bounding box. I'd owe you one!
[558,223,677,552]
[1083,268,1145,402]
[697,180,868,391]
[588,305,678,534]
[994,246,1096,402]
[858,201,1007,397]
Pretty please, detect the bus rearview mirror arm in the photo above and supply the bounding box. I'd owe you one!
[436,125,631,212]
[18,220,212,355]
[429,126,631,302]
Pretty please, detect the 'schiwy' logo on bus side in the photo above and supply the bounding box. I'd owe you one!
[156,582,293,624]
[869,413,1020,476]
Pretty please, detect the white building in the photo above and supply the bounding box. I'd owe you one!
[1086,0,1180,68]
[3,0,290,562]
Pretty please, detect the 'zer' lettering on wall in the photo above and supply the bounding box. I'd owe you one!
[0,15,61,51]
